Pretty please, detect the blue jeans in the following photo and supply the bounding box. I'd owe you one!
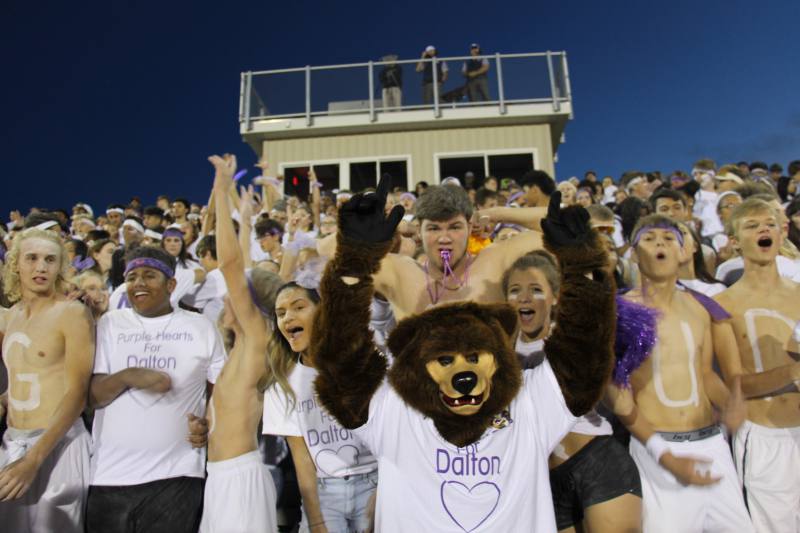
[300,471,378,533]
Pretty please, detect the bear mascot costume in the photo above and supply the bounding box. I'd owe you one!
[310,177,616,532]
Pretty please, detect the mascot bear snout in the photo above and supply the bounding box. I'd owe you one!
[425,352,498,415]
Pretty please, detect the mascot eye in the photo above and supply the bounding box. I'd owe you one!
[437,355,454,366]
[466,353,479,364]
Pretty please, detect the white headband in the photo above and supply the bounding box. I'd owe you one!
[75,203,94,216]
[34,220,59,231]
[144,229,163,241]
[106,208,124,215]
[715,172,743,185]
[625,176,644,193]
[122,219,144,233]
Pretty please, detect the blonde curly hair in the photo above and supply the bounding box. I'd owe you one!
[3,228,71,304]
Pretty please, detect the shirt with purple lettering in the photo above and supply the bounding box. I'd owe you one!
[90,308,226,486]
[263,362,377,479]
[354,359,576,533]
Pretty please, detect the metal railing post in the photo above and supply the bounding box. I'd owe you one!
[305,65,312,126]
[432,57,440,118]
[243,71,253,132]
[495,53,506,115]
[561,52,574,118]
[238,72,245,123]
[368,61,376,122]
[546,51,560,112]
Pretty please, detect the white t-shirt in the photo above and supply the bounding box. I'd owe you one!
[515,336,544,356]
[185,269,226,323]
[90,308,226,486]
[694,189,722,237]
[371,298,396,357]
[679,278,726,298]
[355,360,576,533]
[108,268,198,311]
[515,336,610,438]
[716,255,800,284]
[263,362,377,479]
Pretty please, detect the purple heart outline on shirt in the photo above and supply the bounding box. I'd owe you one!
[314,444,360,477]
[126,387,168,408]
[440,480,501,532]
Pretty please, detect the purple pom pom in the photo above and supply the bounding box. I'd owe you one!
[613,296,659,388]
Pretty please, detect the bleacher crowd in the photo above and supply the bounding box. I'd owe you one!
[0,154,798,532]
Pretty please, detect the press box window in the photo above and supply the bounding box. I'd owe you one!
[283,164,340,198]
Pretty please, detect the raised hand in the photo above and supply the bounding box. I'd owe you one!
[239,185,256,219]
[540,191,592,249]
[208,154,237,191]
[339,173,404,244]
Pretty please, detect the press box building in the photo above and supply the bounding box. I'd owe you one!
[238,51,572,196]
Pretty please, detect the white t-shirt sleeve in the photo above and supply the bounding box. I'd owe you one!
[352,381,391,457]
[172,268,198,306]
[93,315,113,374]
[206,326,226,384]
[522,359,577,451]
[262,385,303,437]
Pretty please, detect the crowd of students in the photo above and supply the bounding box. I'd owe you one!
[0,155,798,532]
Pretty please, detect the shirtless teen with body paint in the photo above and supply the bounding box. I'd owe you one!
[713,198,800,532]
[607,214,753,533]
[0,228,95,533]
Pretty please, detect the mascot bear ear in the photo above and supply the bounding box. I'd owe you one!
[387,314,426,357]
[481,304,518,339]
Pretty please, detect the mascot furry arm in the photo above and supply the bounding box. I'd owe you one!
[541,191,616,416]
[310,175,404,429]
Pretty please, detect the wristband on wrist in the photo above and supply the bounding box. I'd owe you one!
[645,434,668,463]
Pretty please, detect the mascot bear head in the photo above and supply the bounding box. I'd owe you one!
[387,301,522,447]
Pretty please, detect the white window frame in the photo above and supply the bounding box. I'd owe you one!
[432,148,539,184]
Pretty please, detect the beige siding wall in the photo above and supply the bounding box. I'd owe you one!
[260,123,554,187]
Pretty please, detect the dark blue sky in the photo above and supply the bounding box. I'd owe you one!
[3,0,798,215]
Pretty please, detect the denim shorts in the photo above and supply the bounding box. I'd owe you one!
[299,470,378,533]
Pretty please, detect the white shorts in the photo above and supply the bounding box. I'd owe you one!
[0,418,91,533]
[630,431,754,533]
[733,421,800,533]
[199,450,278,533]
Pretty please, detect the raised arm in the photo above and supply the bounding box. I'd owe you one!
[209,155,266,339]
[541,192,616,416]
[310,175,404,429]
[309,168,321,230]
[237,185,256,269]
[477,206,547,231]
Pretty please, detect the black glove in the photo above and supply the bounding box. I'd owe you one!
[339,173,405,244]
[540,191,592,248]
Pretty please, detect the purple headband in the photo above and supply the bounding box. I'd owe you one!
[506,191,524,205]
[72,256,96,272]
[163,228,184,239]
[631,223,684,248]
[124,257,175,279]
[399,192,416,202]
